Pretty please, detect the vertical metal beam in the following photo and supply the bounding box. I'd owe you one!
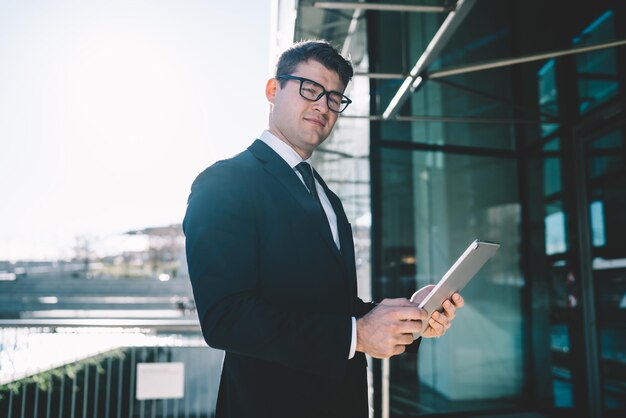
[572,130,603,418]
[508,6,536,404]
[139,349,145,418]
[58,372,66,418]
[117,356,123,418]
[105,357,112,418]
[555,54,589,414]
[195,350,201,418]
[70,372,77,418]
[151,395,156,417]
[8,388,14,418]
[381,358,390,418]
[33,380,40,418]
[20,383,26,418]
[82,365,89,418]
[382,0,477,119]
[204,351,215,416]
[46,375,52,418]
[185,352,190,418]
[93,363,100,418]
[129,348,136,418]
[151,347,157,418]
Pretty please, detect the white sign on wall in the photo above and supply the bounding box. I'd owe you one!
[136,362,185,400]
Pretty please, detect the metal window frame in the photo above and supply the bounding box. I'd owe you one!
[382,0,477,119]
[428,38,626,79]
[313,2,450,14]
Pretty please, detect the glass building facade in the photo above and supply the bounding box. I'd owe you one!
[274,1,626,417]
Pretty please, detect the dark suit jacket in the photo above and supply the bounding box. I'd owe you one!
[184,139,417,418]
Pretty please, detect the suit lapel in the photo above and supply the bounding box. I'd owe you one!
[314,170,359,307]
[314,169,357,266]
[248,140,344,266]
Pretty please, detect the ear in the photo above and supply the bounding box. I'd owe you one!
[265,78,278,103]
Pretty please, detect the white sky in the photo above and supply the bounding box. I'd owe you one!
[0,1,271,260]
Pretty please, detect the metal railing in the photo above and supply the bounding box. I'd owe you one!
[0,319,221,418]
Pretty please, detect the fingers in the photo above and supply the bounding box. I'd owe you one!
[395,319,424,335]
[428,317,445,335]
[390,306,428,321]
[383,306,426,335]
[421,293,464,339]
[422,311,448,337]
[394,332,415,346]
[431,311,451,331]
[357,304,425,358]
[452,293,464,308]
[442,299,456,320]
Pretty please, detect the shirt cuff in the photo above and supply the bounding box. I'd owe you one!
[348,316,357,359]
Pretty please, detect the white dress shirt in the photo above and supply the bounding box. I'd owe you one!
[259,130,358,359]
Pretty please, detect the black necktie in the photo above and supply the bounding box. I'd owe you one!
[296,161,340,253]
[295,162,322,206]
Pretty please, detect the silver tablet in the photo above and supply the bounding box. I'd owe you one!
[410,239,500,338]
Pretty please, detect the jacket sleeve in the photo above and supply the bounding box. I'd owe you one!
[183,163,352,380]
[355,298,377,318]
[405,337,422,353]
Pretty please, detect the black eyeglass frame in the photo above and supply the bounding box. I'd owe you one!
[276,74,352,113]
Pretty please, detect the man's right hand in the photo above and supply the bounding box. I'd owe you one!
[355,298,427,358]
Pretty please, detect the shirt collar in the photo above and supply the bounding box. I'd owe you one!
[259,130,312,169]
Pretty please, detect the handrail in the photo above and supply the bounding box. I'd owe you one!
[0,318,201,330]
[0,318,219,418]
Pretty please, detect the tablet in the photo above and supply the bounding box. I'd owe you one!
[409,239,500,338]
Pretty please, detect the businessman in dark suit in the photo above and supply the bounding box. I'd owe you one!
[184,40,464,418]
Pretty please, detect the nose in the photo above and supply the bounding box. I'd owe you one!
[312,93,330,114]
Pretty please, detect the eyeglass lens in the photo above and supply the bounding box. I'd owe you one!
[300,79,347,112]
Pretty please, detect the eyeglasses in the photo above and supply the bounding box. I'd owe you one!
[276,74,352,113]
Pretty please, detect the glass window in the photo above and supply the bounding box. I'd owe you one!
[551,323,574,407]
[545,204,567,256]
[575,11,618,114]
[544,156,561,197]
[537,60,559,138]
[587,129,623,179]
[585,128,626,411]
[590,201,606,247]
[379,148,524,415]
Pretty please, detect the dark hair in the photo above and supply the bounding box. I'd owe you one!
[275,40,353,89]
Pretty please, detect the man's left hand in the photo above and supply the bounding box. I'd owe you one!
[412,284,465,338]
[421,292,464,339]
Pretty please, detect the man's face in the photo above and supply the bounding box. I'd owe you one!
[266,59,344,159]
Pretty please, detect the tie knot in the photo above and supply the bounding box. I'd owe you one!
[296,161,313,178]
[295,162,317,196]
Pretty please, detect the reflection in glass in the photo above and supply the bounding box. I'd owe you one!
[544,157,561,197]
[380,149,523,415]
[545,209,567,256]
[590,201,606,247]
[585,128,626,412]
[575,11,618,114]
[551,324,573,407]
[543,138,561,198]
[538,59,559,138]
[588,130,623,179]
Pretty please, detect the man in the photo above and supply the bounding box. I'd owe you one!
[184,40,464,418]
